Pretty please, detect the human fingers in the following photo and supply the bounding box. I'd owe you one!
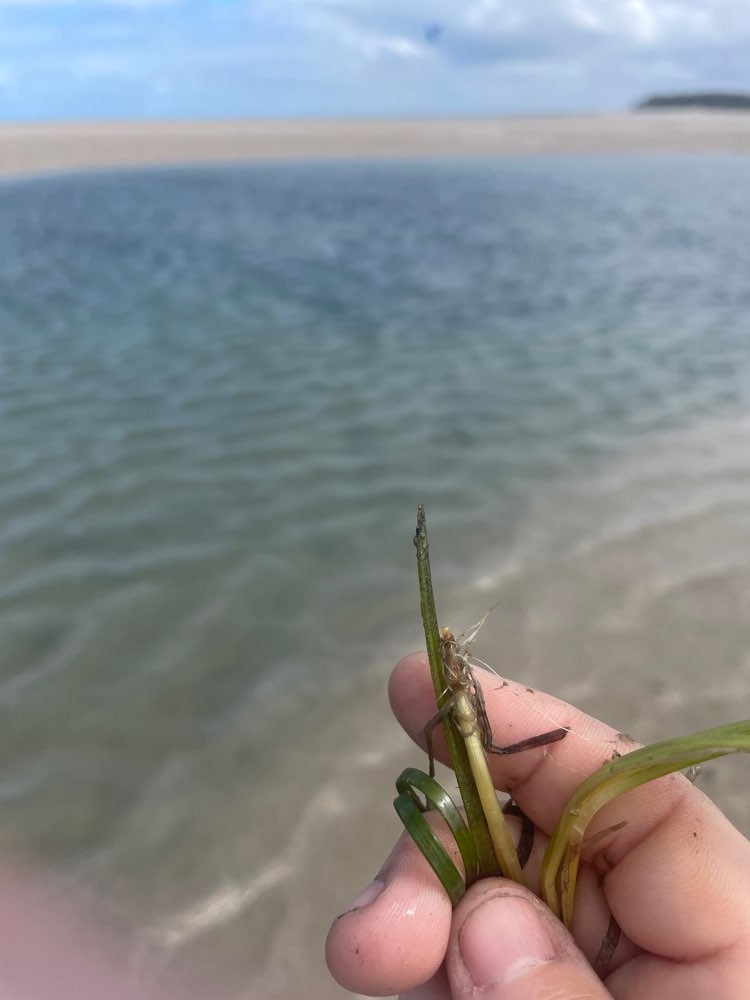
[325,826,455,996]
[391,653,750,985]
[326,813,620,997]
[600,786,750,997]
[446,879,611,1000]
[327,653,634,995]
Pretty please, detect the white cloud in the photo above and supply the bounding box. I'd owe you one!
[465,0,523,31]
[292,0,750,53]
[564,0,606,33]
[291,3,428,64]
[369,35,422,59]
[335,27,424,61]
[565,0,657,41]
[2,0,750,118]
[265,0,750,113]
[562,0,744,46]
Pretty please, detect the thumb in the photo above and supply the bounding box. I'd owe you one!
[446,880,611,1000]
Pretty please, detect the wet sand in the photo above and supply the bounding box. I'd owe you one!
[3,112,750,178]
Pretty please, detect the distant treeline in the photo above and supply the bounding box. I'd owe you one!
[637,93,750,111]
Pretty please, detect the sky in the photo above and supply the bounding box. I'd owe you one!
[1,0,749,121]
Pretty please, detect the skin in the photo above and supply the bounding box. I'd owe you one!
[326,652,750,999]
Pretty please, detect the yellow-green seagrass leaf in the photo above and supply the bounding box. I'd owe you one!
[542,719,750,924]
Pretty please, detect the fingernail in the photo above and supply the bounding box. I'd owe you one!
[459,894,557,986]
[340,877,385,915]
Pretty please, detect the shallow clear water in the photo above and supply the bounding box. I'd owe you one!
[2,157,750,997]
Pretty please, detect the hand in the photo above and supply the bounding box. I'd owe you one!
[326,652,750,998]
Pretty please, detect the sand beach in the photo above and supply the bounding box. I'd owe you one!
[2,112,750,178]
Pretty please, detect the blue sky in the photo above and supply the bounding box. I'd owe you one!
[1,0,749,121]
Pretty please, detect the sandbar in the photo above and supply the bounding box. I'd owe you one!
[2,112,750,178]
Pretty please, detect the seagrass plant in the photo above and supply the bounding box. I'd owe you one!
[394,505,750,972]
